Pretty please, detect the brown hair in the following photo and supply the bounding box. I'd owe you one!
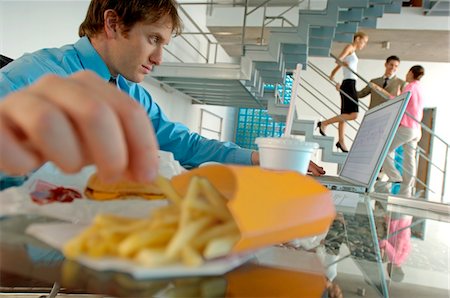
[409,65,425,80]
[79,0,182,38]
[353,31,368,41]
[386,55,400,64]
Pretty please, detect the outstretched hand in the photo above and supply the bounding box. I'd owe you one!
[0,71,159,183]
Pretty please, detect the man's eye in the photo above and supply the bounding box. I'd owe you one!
[149,36,159,44]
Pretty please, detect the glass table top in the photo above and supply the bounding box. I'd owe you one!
[0,192,449,298]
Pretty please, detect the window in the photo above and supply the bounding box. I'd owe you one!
[235,75,293,150]
[199,109,222,140]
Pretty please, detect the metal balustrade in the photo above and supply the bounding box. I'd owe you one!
[155,0,448,201]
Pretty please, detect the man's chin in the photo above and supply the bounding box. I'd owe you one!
[124,74,145,83]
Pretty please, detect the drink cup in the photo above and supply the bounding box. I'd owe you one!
[255,137,319,174]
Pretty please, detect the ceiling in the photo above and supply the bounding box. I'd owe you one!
[208,26,450,63]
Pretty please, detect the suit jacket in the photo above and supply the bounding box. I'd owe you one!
[358,75,406,109]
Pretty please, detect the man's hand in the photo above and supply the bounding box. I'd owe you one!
[0,71,159,183]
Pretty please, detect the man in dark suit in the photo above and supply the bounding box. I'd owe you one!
[358,55,406,109]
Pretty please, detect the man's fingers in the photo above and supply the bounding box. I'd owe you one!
[30,73,129,181]
[117,107,159,182]
[70,71,159,182]
[0,72,159,182]
[0,121,41,175]
[0,90,84,173]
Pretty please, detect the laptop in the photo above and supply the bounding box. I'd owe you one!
[315,92,411,193]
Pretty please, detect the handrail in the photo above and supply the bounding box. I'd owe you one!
[242,0,303,53]
[171,1,447,201]
[300,78,359,144]
[330,53,449,148]
[308,61,370,111]
[302,59,444,200]
[326,53,447,201]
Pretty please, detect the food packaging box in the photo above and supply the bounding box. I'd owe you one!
[171,165,335,252]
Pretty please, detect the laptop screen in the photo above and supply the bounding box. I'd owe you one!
[339,92,411,189]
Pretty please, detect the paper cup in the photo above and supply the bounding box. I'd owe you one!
[255,137,319,174]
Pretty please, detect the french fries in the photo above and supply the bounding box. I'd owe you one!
[63,175,240,267]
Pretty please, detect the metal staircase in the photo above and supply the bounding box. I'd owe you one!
[151,0,403,108]
[150,0,404,165]
[150,0,448,201]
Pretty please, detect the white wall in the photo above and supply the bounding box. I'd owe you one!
[0,1,89,58]
[0,0,238,143]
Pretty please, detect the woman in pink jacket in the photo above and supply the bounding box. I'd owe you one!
[379,214,413,282]
[375,65,425,197]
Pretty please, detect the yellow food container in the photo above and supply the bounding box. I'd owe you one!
[171,165,335,253]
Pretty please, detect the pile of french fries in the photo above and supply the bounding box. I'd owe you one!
[63,176,240,267]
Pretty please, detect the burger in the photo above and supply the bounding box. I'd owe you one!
[84,173,165,200]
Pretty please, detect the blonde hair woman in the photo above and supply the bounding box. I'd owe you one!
[318,32,369,152]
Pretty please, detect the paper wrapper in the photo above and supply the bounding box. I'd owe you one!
[0,150,185,223]
[171,165,335,253]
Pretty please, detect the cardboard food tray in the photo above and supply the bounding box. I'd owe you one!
[26,164,335,278]
[171,164,335,252]
[26,222,252,279]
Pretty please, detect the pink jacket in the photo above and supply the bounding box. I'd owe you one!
[379,217,413,266]
[400,80,424,130]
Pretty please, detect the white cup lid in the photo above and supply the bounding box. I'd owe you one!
[255,137,319,150]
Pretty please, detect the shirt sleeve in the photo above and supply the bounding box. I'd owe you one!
[138,88,254,167]
[357,83,372,99]
[0,54,69,99]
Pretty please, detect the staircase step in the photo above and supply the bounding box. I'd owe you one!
[384,1,402,13]
[309,47,332,57]
[336,0,369,8]
[359,17,378,28]
[336,22,359,33]
[364,5,384,17]
[339,8,365,22]
[310,26,336,38]
[334,32,354,43]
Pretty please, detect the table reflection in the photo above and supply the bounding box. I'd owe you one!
[0,215,327,297]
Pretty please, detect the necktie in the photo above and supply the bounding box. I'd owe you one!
[382,77,389,88]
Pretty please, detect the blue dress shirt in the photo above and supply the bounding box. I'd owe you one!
[0,37,253,169]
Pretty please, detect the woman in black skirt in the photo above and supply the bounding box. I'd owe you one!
[317,32,368,152]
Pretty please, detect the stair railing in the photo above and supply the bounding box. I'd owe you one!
[329,53,448,201]
[175,1,304,62]
[285,57,446,201]
[307,61,368,143]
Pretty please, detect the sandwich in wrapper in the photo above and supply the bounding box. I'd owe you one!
[85,173,165,200]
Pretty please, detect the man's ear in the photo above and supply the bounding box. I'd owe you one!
[104,9,120,38]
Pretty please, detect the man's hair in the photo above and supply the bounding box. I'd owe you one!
[386,55,400,64]
[79,0,182,38]
[409,65,425,80]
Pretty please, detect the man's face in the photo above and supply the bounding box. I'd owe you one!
[109,15,173,83]
[384,60,400,78]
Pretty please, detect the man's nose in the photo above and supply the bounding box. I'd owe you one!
[150,46,163,66]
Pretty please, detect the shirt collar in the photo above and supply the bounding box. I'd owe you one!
[383,74,396,80]
[74,36,111,81]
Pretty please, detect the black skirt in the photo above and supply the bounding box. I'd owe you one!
[340,79,359,114]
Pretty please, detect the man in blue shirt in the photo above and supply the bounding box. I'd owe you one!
[0,0,324,183]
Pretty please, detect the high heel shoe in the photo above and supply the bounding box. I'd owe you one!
[317,121,327,136]
[336,142,349,153]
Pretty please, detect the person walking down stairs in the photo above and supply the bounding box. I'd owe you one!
[317,32,369,153]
